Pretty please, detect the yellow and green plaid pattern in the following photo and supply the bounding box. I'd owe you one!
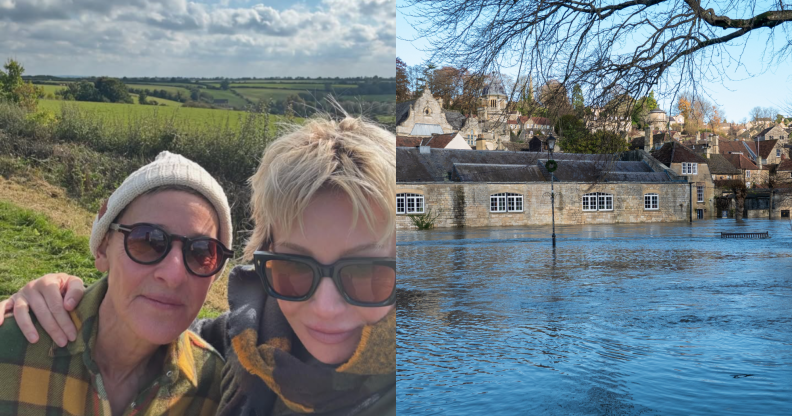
[0,276,224,416]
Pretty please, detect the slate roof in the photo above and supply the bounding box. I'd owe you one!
[452,164,547,182]
[397,147,680,183]
[442,109,466,130]
[651,141,706,165]
[396,100,414,126]
[777,159,792,171]
[722,153,758,170]
[718,140,753,157]
[704,154,741,175]
[396,133,459,149]
[409,123,444,136]
[742,139,779,159]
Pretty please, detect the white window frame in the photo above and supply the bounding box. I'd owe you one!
[682,162,698,175]
[644,193,659,210]
[746,170,751,178]
[582,192,614,212]
[697,185,704,203]
[777,148,781,158]
[490,193,523,213]
[396,193,424,214]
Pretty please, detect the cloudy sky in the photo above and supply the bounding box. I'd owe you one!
[0,0,394,77]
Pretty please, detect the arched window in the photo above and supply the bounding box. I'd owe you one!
[396,193,424,214]
[582,192,613,212]
[423,107,431,115]
[490,193,523,213]
[644,193,659,210]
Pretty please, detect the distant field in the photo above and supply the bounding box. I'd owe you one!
[37,99,276,129]
[226,83,358,89]
[233,88,304,102]
[340,94,396,102]
[37,84,65,95]
[128,94,182,107]
[126,84,192,96]
[204,89,249,108]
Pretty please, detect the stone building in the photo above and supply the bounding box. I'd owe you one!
[647,108,670,131]
[396,89,460,136]
[396,147,699,230]
[396,133,472,150]
[651,141,716,219]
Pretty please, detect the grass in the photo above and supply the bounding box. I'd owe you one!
[0,201,103,298]
[37,99,271,130]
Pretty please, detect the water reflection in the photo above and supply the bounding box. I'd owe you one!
[398,219,792,415]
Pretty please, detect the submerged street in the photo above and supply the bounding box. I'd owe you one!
[397,220,792,415]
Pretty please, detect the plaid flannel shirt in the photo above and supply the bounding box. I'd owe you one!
[0,276,224,416]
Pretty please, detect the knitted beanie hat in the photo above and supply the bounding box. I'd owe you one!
[89,151,233,268]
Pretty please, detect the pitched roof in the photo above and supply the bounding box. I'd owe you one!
[396,148,680,183]
[704,154,741,175]
[776,158,792,171]
[651,142,706,165]
[409,123,444,136]
[396,100,414,126]
[742,139,779,159]
[530,117,551,126]
[396,133,459,149]
[442,109,466,130]
[722,153,758,170]
[718,140,753,157]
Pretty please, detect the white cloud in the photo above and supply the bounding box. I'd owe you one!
[0,0,394,77]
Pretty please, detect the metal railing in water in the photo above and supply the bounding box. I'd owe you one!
[720,232,770,239]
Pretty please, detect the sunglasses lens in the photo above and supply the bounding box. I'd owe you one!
[187,239,223,276]
[339,264,395,304]
[265,260,315,298]
[126,225,168,263]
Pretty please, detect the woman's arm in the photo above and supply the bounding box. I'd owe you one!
[0,273,85,347]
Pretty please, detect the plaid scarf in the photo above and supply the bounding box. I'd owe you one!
[219,266,395,415]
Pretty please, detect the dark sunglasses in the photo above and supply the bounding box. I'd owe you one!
[110,223,234,277]
[253,251,396,307]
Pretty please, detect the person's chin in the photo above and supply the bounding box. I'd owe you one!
[129,300,193,345]
[302,327,362,365]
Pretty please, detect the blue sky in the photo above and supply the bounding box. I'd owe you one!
[0,0,395,78]
[397,2,792,123]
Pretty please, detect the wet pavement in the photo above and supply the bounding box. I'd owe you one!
[397,219,792,415]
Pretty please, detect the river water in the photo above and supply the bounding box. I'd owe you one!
[397,219,792,415]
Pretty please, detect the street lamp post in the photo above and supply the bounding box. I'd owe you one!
[547,135,557,247]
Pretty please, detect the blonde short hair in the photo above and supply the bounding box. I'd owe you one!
[243,115,396,261]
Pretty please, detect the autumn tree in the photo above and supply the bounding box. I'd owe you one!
[396,57,410,101]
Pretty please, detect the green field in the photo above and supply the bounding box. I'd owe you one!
[129,94,182,107]
[203,89,249,108]
[127,84,192,96]
[349,94,396,102]
[225,83,358,89]
[232,88,306,102]
[37,84,66,95]
[38,99,268,129]
[0,201,102,295]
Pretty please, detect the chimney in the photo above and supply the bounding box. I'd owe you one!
[644,126,651,152]
[476,137,487,151]
[713,135,719,155]
[695,131,700,142]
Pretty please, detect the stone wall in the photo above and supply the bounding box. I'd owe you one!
[396,182,691,230]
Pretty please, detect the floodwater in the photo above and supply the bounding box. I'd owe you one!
[397,219,792,415]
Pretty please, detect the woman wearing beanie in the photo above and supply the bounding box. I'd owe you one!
[0,151,235,415]
[1,115,397,415]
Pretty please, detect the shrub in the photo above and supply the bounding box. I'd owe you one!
[409,209,440,230]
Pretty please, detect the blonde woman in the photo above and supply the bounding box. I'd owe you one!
[1,116,397,415]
